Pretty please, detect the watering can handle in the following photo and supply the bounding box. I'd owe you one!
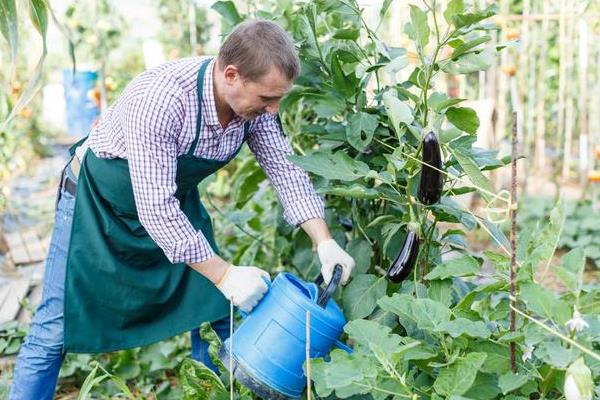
[315,264,343,308]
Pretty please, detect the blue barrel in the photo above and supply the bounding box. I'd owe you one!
[220,268,347,399]
[63,69,99,137]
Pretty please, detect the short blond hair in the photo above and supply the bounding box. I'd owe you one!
[217,20,300,82]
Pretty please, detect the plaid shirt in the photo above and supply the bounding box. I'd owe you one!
[83,56,324,264]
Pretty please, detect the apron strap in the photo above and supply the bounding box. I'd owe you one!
[188,59,212,157]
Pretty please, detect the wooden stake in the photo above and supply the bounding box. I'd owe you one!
[510,107,518,374]
[230,298,234,400]
[306,310,312,400]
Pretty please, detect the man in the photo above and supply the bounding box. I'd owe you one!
[10,19,355,399]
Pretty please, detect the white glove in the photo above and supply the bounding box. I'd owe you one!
[317,239,355,285]
[216,265,271,313]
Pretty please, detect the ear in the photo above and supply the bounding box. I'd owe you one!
[223,64,241,85]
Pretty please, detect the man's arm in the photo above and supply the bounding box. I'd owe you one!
[247,114,355,283]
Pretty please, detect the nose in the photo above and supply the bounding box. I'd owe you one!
[265,101,280,114]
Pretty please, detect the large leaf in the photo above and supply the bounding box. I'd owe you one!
[0,0,18,65]
[346,239,374,275]
[451,5,497,29]
[179,358,226,400]
[555,247,585,295]
[288,151,370,181]
[378,293,451,332]
[211,1,242,25]
[318,184,379,199]
[444,0,464,25]
[446,106,480,134]
[433,352,487,396]
[344,319,418,367]
[346,111,379,151]
[449,147,493,202]
[520,282,571,324]
[429,92,465,113]
[452,35,492,58]
[425,255,480,280]
[440,49,495,74]
[434,318,491,339]
[524,199,565,279]
[342,274,387,320]
[311,349,377,398]
[382,90,414,140]
[409,5,429,48]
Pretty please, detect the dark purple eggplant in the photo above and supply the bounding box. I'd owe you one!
[417,131,443,205]
[386,230,420,283]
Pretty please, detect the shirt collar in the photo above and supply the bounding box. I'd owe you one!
[201,57,221,127]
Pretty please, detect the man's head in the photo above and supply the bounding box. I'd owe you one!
[215,20,299,120]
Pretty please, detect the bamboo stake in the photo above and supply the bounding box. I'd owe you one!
[534,0,549,172]
[562,5,576,181]
[557,0,566,187]
[577,20,589,188]
[306,311,312,400]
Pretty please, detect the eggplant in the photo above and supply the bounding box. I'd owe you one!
[417,131,443,205]
[386,230,420,283]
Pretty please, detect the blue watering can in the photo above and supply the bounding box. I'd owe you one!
[219,265,349,399]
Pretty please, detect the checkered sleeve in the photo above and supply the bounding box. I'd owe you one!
[247,113,325,226]
[122,76,217,264]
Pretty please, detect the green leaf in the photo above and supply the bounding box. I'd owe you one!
[346,112,379,151]
[379,0,393,20]
[429,92,465,113]
[331,52,358,98]
[409,5,430,48]
[433,352,487,396]
[446,107,480,134]
[425,255,480,280]
[428,279,454,307]
[346,239,374,275]
[179,358,226,400]
[344,319,419,366]
[452,35,492,58]
[0,0,18,64]
[520,282,571,324]
[378,293,451,331]
[451,5,497,29]
[444,0,464,25]
[342,274,387,320]
[211,1,242,25]
[555,247,585,295]
[382,90,414,140]
[440,49,495,74]
[434,318,491,339]
[288,151,370,181]
[534,340,579,369]
[449,147,493,202]
[333,28,359,41]
[498,372,529,394]
[318,184,379,199]
[199,322,227,374]
[524,199,565,280]
[28,0,47,47]
[311,349,377,398]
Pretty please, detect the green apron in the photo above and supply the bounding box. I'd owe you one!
[64,59,250,353]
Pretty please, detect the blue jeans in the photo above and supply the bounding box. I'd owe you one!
[10,160,229,400]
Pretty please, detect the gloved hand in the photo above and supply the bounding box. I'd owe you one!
[317,239,355,285]
[216,265,271,313]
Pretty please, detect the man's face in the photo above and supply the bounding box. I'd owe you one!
[221,64,292,120]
